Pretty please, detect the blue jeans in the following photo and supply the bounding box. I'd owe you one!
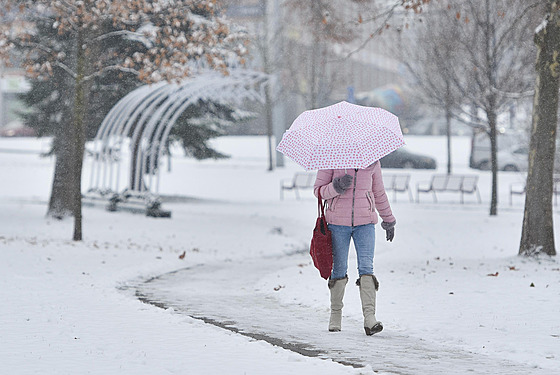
[328,224,376,279]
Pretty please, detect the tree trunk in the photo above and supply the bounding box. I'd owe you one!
[263,0,274,172]
[310,38,318,109]
[264,85,274,172]
[308,0,320,109]
[445,83,452,175]
[71,28,87,241]
[488,108,498,216]
[445,111,451,174]
[47,141,74,219]
[519,2,559,256]
[485,0,498,216]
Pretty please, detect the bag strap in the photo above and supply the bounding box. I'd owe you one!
[317,188,326,218]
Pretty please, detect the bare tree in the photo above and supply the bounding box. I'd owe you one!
[0,0,248,240]
[393,5,465,174]
[398,0,540,216]
[519,1,560,257]
[282,0,380,109]
[403,0,558,255]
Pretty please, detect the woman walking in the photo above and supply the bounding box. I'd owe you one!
[314,162,396,335]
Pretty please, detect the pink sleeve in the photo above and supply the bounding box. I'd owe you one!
[372,163,396,223]
[313,169,339,199]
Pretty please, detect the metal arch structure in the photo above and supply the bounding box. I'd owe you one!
[86,69,268,210]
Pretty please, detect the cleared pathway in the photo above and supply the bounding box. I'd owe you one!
[132,254,555,375]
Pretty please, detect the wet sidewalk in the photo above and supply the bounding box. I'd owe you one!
[131,254,555,375]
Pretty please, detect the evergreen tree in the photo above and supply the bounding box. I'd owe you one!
[4,2,248,238]
[16,14,144,218]
[170,100,255,160]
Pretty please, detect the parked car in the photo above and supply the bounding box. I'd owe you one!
[380,147,437,169]
[495,146,529,172]
[480,144,560,172]
[470,131,526,170]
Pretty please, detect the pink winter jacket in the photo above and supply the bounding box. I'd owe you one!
[313,162,395,227]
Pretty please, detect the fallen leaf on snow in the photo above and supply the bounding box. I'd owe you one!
[274,285,285,291]
[178,251,186,259]
[487,272,499,277]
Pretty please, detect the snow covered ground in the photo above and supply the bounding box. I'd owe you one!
[1,135,559,374]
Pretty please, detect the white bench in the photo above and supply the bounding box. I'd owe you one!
[510,174,560,206]
[509,181,526,206]
[280,172,316,200]
[417,174,481,204]
[383,173,413,202]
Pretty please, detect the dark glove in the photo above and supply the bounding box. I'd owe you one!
[381,221,396,242]
[332,174,353,194]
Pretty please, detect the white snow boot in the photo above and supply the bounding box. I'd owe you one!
[357,274,383,336]
[328,276,348,332]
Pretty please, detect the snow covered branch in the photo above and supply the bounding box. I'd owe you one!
[91,30,146,43]
[83,65,140,82]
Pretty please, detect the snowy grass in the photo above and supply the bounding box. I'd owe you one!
[1,135,559,374]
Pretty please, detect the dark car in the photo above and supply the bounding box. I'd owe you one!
[380,148,437,169]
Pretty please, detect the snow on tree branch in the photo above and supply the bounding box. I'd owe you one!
[0,0,249,83]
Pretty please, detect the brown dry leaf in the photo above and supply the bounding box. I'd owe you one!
[487,272,499,277]
[178,251,186,259]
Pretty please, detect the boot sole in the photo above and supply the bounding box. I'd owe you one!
[364,322,383,336]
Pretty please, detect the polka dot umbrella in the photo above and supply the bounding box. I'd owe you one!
[276,101,405,170]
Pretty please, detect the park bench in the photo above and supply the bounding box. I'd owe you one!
[510,174,560,206]
[416,174,481,204]
[83,189,171,218]
[383,173,413,202]
[280,172,316,200]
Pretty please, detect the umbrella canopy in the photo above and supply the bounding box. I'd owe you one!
[276,101,405,170]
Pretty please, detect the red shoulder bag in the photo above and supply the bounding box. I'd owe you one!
[310,189,333,279]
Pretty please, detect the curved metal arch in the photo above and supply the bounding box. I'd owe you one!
[100,86,161,191]
[137,77,217,191]
[88,86,148,191]
[88,83,165,192]
[137,70,269,193]
[126,84,183,191]
[132,79,210,191]
[151,71,268,193]
[87,69,269,202]
[110,83,174,191]
[91,82,179,193]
